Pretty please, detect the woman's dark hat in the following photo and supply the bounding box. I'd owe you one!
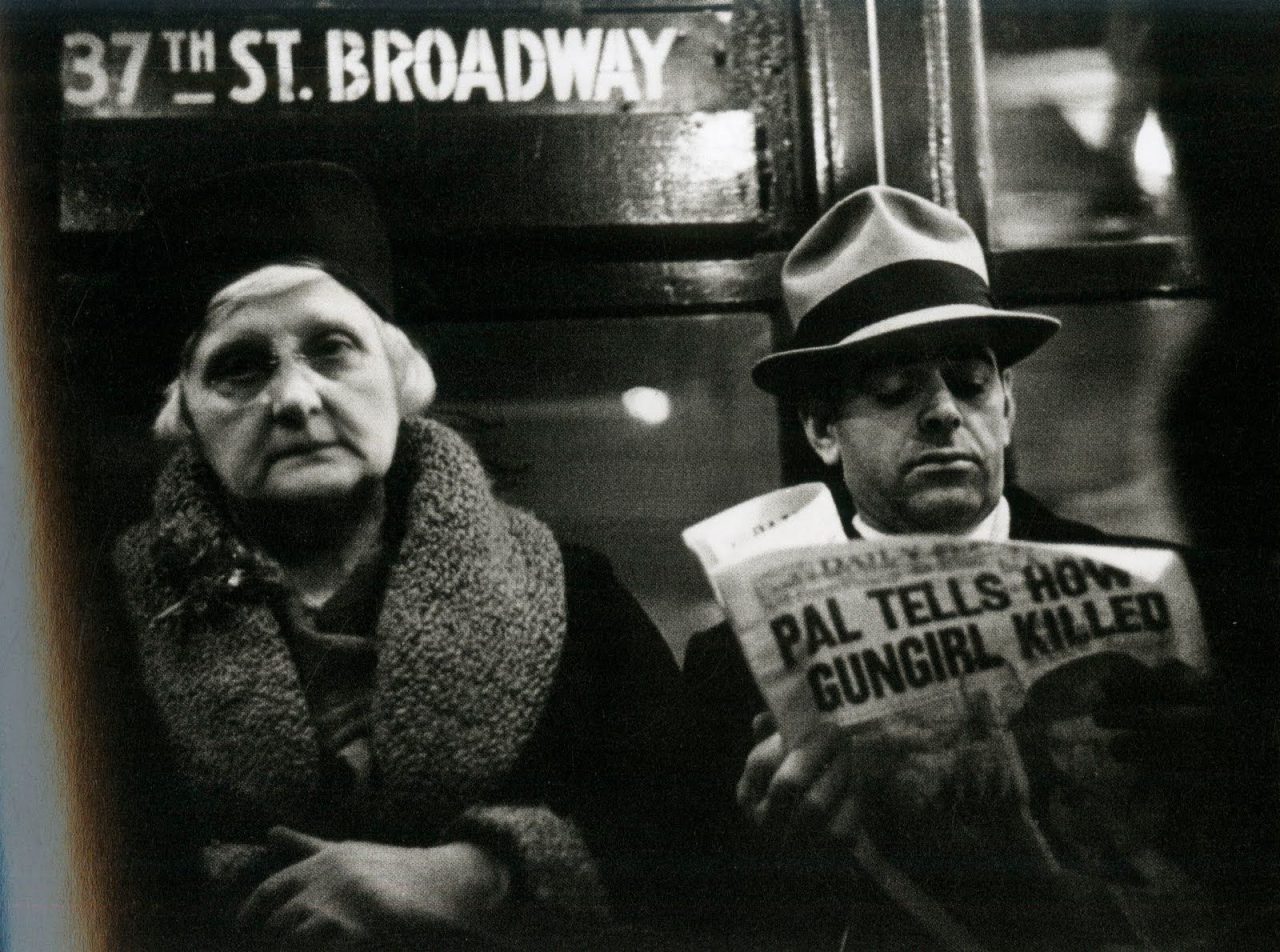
[136,160,394,333]
[752,186,1060,396]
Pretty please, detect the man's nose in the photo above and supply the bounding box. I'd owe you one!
[917,373,962,433]
[267,360,321,425]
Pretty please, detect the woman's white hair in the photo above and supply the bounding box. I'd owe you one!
[152,263,436,441]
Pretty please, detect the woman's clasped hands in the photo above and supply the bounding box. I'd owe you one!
[236,827,512,951]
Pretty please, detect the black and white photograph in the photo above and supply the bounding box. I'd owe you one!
[0,1,1276,950]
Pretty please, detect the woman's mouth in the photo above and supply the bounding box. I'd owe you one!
[267,441,340,464]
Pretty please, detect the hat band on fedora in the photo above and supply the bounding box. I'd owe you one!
[791,259,993,351]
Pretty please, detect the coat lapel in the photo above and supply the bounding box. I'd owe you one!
[116,449,323,827]
[369,421,566,831]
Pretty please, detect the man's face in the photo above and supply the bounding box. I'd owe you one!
[182,269,401,507]
[803,343,1015,534]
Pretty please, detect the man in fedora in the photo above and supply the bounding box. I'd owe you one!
[681,185,1203,950]
[686,181,1126,776]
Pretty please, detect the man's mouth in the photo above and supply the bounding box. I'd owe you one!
[906,451,980,472]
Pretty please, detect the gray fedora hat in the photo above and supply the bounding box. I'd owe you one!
[753,186,1061,395]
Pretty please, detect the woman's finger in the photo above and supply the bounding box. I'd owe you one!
[278,913,347,952]
[236,861,309,933]
[259,895,317,946]
[268,825,329,860]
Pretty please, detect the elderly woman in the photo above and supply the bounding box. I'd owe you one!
[112,162,699,950]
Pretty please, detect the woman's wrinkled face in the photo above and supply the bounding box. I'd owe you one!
[182,267,400,506]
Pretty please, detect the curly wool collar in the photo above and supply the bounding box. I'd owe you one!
[114,417,567,840]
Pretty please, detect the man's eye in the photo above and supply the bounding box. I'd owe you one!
[944,360,994,398]
[872,386,914,407]
[863,372,914,406]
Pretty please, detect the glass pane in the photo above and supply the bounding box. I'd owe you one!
[1012,298,1211,544]
[983,1,1190,248]
[415,313,780,653]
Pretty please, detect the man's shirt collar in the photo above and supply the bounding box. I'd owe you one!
[851,496,1011,542]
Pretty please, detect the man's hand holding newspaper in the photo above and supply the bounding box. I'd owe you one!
[737,711,861,845]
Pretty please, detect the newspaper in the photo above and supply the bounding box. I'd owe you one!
[685,492,1217,946]
[708,535,1207,749]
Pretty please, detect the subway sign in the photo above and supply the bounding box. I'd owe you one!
[61,14,734,116]
[55,10,768,236]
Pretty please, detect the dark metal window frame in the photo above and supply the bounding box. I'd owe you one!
[796,0,1209,308]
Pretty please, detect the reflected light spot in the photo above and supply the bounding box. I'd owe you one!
[1066,107,1110,151]
[621,386,671,426]
[1134,110,1174,196]
[676,111,756,181]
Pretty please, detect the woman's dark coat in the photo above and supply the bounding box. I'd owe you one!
[109,418,707,949]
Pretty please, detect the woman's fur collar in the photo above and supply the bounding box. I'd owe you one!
[114,417,567,839]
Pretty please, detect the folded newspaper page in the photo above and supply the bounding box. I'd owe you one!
[681,483,845,606]
[708,537,1208,748]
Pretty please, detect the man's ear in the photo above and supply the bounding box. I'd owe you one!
[801,408,843,467]
[1000,368,1016,446]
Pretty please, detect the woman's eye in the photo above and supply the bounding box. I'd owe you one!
[306,332,359,364]
[205,349,273,390]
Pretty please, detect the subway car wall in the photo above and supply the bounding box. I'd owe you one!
[19,0,1216,663]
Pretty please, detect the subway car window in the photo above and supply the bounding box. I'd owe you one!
[1008,298,1209,542]
[983,0,1190,248]
[419,313,779,652]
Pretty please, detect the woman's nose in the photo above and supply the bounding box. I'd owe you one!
[267,360,321,424]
